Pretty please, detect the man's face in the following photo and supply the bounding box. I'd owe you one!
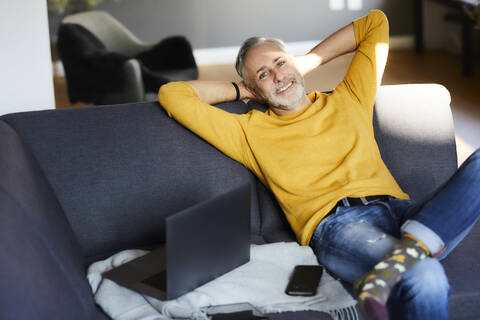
[243,42,305,111]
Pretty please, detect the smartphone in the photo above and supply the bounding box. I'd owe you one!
[285,265,323,296]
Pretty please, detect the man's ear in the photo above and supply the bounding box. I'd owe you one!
[244,83,266,105]
[245,84,257,97]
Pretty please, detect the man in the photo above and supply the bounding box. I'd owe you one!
[159,10,480,320]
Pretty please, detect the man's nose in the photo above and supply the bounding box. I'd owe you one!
[273,69,286,83]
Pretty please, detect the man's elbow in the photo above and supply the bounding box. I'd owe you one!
[158,82,180,106]
[157,82,171,105]
[158,82,178,118]
[369,9,388,25]
[369,9,389,42]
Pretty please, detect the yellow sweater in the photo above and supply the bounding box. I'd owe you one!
[158,10,409,246]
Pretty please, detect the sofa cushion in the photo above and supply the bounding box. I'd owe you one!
[255,180,296,243]
[0,120,105,319]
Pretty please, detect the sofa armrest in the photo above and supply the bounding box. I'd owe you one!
[0,120,104,319]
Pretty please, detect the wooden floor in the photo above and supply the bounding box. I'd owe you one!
[54,49,480,164]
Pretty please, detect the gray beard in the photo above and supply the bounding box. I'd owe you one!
[261,75,306,110]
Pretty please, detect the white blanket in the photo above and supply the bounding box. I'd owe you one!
[87,242,358,320]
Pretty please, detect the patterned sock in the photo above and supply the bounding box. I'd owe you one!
[353,234,430,320]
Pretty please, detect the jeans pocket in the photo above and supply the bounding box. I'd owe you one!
[377,198,413,229]
[310,210,337,246]
[375,201,399,228]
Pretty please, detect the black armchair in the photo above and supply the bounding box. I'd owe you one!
[57,10,198,105]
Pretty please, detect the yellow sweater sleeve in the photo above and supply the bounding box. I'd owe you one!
[158,82,249,164]
[335,9,389,117]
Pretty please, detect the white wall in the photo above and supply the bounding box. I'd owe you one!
[0,0,55,115]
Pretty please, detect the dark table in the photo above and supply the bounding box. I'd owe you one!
[414,0,478,76]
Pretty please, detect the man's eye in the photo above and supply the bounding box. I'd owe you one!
[259,72,268,79]
[277,61,285,67]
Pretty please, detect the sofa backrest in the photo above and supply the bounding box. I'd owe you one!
[1,102,264,263]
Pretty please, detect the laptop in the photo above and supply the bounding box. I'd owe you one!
[103,183,251,300]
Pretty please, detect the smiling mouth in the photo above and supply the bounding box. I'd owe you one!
[276,81,294,94]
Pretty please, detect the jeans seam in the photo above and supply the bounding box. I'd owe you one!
[311,211,337,244]
[316,229,380,267]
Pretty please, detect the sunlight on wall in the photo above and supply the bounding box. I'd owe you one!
[329,0,363,11]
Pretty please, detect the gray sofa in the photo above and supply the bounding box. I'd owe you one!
[0,84,478,320]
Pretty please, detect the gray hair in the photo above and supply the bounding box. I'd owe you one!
[235,37,287,80]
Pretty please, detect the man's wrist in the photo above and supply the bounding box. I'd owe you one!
[237,81,255,100]
[231,82,240,101]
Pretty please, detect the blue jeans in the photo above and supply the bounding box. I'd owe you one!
[310,149,480,320]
